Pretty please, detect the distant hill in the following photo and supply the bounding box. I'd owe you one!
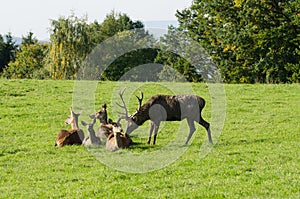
[144,20,179,38]
[3,36,49,46]
[144,20,178,29]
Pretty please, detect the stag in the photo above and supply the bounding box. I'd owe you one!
[81,118,101,146]
[118,89,212,145]
[55,107,84,147]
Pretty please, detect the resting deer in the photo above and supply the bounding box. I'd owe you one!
[118,89,212,145]
[55,107,84,147]
[81,118,101,146]
[105,123,132,151]
[90,104,122,140]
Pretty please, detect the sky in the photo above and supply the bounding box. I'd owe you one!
[0,0,192,40]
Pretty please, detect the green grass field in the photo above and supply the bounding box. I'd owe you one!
[0,79,299,198]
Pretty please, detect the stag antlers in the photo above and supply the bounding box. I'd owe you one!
[116,88,144,121]
[135,90,144,110]
[116,88,129,121]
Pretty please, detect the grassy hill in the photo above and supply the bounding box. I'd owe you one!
[0,79,299,198]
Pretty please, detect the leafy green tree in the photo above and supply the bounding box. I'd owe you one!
[177,0,300,83]
[2,33,48,79]
[155,26,207,82]
[46,14,92,79]
[98,11,144,40]
[82,28,158,81]
[21,32,37,46]
[46,11,148,80]
[0,33,18,73]
[87,11,157,81]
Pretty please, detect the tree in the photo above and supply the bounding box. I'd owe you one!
[82,28,158,81]
[46,14,92,79]
[0,33,18,73]
[176,0,300,83]
[155,26,210,82]
[98,11,144,40]
[22,32,37,46]
[46,11,149,80]
[2,33,48,79]
[84,11,157,81]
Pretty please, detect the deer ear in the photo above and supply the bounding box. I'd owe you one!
[102,104,107,110]
[81,121,87,126]
[78,110,83,115]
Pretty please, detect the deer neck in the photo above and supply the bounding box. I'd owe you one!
[88,129,98,143]
[71,118,79,129]
[133,106,150,126]
[99,117,107,124]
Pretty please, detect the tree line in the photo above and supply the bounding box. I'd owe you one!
[0,0,299,83]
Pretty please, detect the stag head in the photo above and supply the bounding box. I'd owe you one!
[117,88,142,134]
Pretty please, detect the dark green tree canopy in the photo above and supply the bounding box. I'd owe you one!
[2,32,48,79]
[176,0,300,83]
[0,33,18,73]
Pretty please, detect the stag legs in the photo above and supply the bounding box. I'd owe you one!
[147,121,160,144]
[198,116,213,144]
[185,119,196,145]
[185,117,213,145]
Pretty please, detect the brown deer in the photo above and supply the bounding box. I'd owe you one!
[90,104,122,140]
[118,89,212,145]
[55,107,84,147]
[105,123,132,151]
[81,118,101,146]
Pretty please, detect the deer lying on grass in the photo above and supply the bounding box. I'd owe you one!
[118,89,212,145]
[90,104,132,151]
[90,104,122,140]
[55,107,84,147]
[81,118,101,146]
[105,123,132,151]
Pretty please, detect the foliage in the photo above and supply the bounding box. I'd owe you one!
[1,5,299,83]
[21,32,37,46]
[99,32,158,81]
[46,14,92,79]
[0,80,299,198]
[98,11,144,40]
[95,11,158,81]
[176,0,300,83]
[46,11,154,81]
[155,25,221,82]
[0,33,18,73]
[2,33,48,79]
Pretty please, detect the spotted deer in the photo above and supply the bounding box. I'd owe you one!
[55,107,84,147]
[118,89,212,145]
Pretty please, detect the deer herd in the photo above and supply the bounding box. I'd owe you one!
[55,89,212,151]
